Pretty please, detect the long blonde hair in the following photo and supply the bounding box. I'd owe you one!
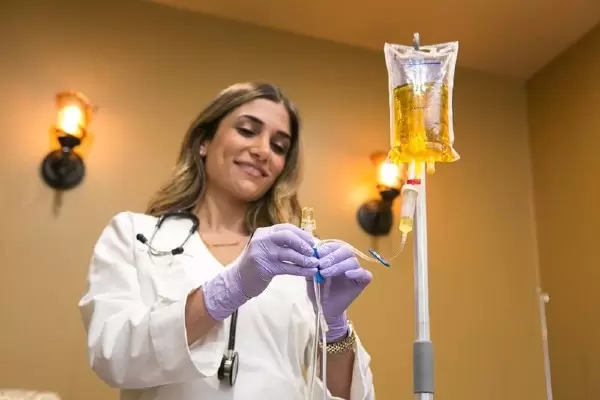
[145,82,303,232]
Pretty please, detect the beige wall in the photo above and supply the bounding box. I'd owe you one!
[527,24,600,399]
[0,0,547,399]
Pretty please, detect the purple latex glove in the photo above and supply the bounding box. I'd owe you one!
[307,242,373,342]
[203,223,319,321]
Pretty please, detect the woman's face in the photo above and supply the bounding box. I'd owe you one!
[202,98,293,203]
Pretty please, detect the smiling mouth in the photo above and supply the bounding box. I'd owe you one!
[235,162,267,178]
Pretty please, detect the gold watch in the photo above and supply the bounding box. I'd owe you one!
[324,321,356,355]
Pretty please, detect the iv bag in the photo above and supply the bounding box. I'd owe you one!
[384,41,460,164]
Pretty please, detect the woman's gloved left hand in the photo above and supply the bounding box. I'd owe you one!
[306,241,373,343]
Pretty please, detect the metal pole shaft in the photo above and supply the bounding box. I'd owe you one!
[538,290,553,400]
[413,164,434,400]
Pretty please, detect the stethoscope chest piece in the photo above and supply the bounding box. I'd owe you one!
[218,351,239,386]
[217,309,239,386]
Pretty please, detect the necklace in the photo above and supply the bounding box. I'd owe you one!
[200,235,247,248]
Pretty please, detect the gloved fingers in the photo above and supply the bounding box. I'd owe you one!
[313,239,349,258]
[319,257,360,278]
[269,230,314,257]
[276,248,319,269]
[313,241,335,257]
[319,245,355,269]
[278,263,319,278]
[272,223,317,246]
[345,267,373,286]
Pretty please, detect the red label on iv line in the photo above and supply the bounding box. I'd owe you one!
[406,179,421,185]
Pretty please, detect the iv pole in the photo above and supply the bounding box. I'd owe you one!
[413,165,434,400]
[538,289,553,400]
[410,32,435,400]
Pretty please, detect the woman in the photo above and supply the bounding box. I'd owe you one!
[79,82,375,400]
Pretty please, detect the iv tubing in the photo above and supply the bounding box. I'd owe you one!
[312,162,421,268]
[301,218,328,400]
[308,277,328,400]
[314,240,390,265]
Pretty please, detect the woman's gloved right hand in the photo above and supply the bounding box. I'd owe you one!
[202,223,318,321]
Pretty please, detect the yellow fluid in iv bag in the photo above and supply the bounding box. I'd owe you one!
[384,41,460,165]
[390,83,455,163]
[399,216,414,234]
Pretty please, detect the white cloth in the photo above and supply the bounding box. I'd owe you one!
[78,212,375,400]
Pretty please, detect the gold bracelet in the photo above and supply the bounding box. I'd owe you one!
[324,321,356,355]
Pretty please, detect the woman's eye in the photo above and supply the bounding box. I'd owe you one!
[237,127,255,136]
[271,142,287,155]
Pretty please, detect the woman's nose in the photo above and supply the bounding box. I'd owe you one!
[249,137,270,160]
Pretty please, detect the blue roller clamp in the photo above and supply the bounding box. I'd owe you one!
[368,249,390,267]
[313,246,325,283]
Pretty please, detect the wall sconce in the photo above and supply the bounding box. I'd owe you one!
[41,91,95,190]
[356,151,402,236]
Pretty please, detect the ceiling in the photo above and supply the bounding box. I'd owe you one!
[149,0,600,79]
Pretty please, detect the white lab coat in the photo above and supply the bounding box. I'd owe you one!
[78,211,375,400]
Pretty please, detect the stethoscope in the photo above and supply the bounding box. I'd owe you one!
[136,211,240,386]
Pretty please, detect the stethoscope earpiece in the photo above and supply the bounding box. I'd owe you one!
[135,211,199,257]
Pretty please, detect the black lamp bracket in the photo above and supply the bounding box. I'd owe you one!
[356,187,401,236]
[40,133,85,190]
